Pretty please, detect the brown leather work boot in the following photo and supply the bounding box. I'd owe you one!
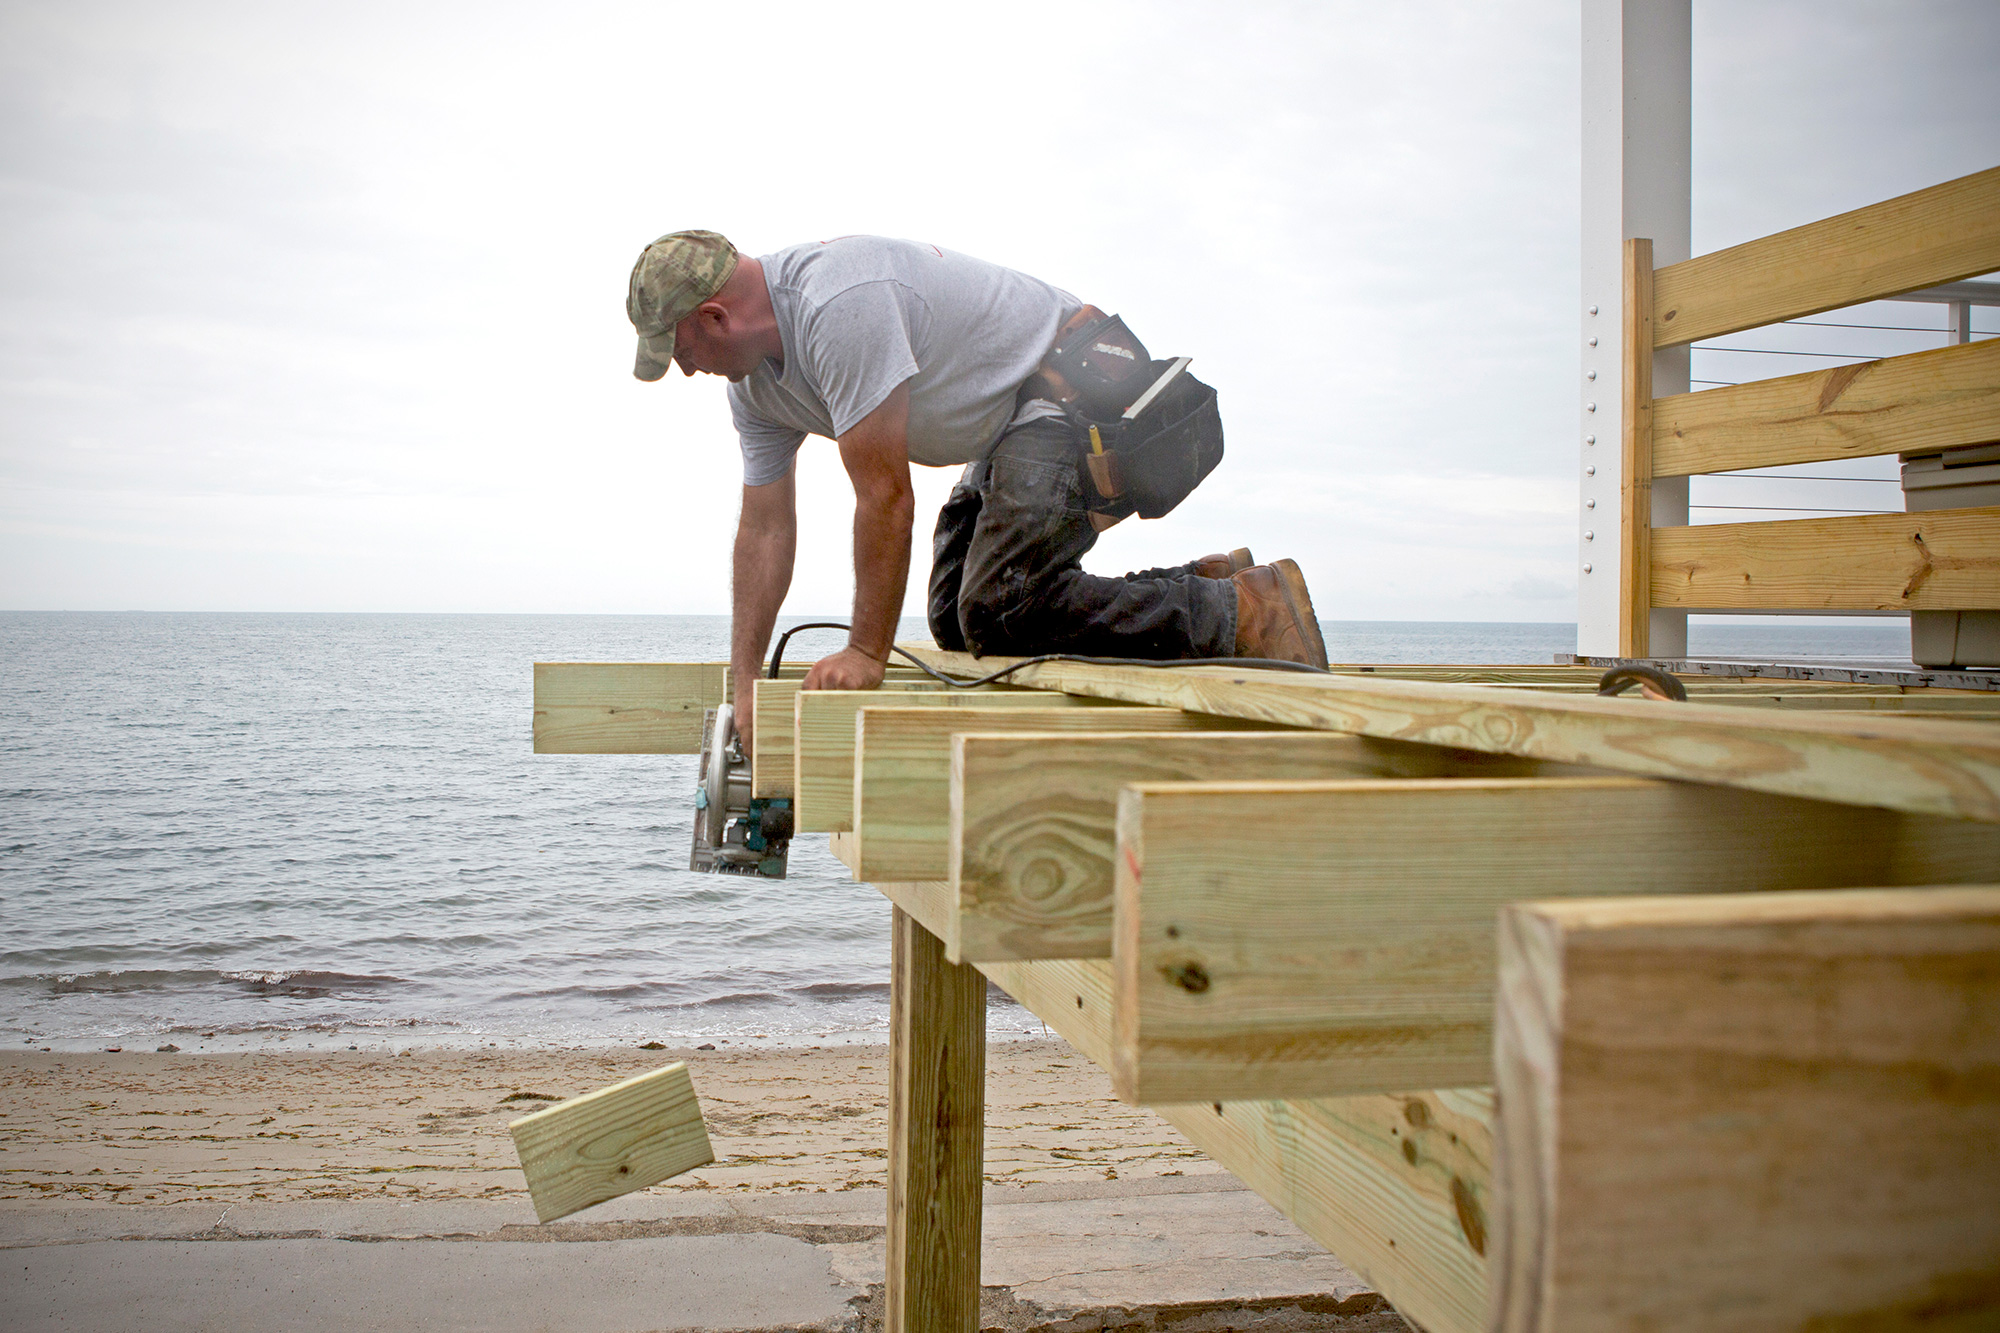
[1231,559,1329,667]
[1191,547,1256,580]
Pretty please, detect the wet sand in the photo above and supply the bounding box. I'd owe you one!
[0,1039,1218,1207]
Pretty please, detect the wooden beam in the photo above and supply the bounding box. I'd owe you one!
[1652,507,2000,611]
[886,907,986,1333]
[979,955,1492,1333]
[1110,778,2000,1103]
[855,707,1274,883]
[1654,337,2000,477]
[751,678,974,798]
[1651,164,2000,346]
[1620,237,1654,658]
[897,647,2000,823]
[507,1062,714,1223]
[950,731,1581,964]
[531,662,725,754]
[794,689,1137,832]
[1490,887,2000,1333]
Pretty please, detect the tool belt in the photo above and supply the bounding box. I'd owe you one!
[1023,306,1225,531]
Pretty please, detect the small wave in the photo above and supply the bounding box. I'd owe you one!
[792,981,892,1000]
[220,969,408,996]
[2,967,409,997]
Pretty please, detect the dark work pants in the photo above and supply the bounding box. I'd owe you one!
[925,415,1238,658]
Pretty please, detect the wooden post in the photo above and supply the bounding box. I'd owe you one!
[887,906,986,1333]
[1619,236,1655,658]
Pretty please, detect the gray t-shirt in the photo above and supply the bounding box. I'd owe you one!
[728,237,1082,485]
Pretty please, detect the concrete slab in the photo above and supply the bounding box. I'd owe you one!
[1,1177,1406,1332]
[5,1233,854,1333]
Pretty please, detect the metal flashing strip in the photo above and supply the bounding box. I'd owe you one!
[1562,654,2000,692]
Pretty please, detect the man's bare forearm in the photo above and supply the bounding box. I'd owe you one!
[731,481,797,720]
[845,481,914,663]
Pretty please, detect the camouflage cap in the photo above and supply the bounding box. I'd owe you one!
[627,230,739,382]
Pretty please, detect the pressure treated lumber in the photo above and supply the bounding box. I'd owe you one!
[900,646,2000,822]
[531,662,725,754]
[507,1062,714,1222]
[751,677,971,798]
[794,689,1135,831]
[886,908,986,1333]
[1490,887,2000,1333]
[950,731,1579,963]
[1653,337,2000,476]
[1651,507,2000,611]
[1620,237,1654,658]
[979,955,1492,1333]
[1650,164,2000,346]
[1111,777,2000,1102]
[854,707,1275,883]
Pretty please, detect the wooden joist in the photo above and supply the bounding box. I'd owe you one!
[1490,887,2000,1333]
[793,689,1137,832]
[508,1062,715,1222]
[1650,164,2000,346]
[751,677,975,798]
[949,731,1577,963]
[979,954,1493,1333]
[853,707,1277,883]
[1110,777,2000,1102]
[532,662,725,755]
[1653,337,2000,476]
[898,647,2000,823]
[1651,507,2000,612]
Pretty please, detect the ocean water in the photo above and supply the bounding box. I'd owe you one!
[0,611,1908,1052]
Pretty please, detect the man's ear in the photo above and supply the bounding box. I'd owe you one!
[695,299,730,334]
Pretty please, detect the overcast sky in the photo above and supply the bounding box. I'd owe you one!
[2,1,1995,619]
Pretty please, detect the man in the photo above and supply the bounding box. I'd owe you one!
[627,231,1327,746]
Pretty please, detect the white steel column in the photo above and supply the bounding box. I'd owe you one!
[1578,0,1690,657]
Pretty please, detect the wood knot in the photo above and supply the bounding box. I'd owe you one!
[1161,962,1211,994]
[1451,1175,1488,1256]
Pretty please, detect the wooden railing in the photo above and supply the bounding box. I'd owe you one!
[1619,165,2000,656]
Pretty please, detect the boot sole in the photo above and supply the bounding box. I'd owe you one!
[1271,559,1329,669]
[1228,547,1255,574]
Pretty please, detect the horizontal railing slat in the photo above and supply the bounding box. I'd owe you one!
[1650,507,2000,611]
[1653,337,2000,476]
[1652,165,2000,347]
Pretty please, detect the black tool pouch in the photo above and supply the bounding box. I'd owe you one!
[1075,360,1224,524]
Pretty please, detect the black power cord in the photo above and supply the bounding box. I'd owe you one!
[766,622,1330,686]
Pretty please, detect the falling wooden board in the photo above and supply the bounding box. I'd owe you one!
[1110,777,2000,1103]
[949,730,1580,963]
[1490,886,2000,1333]
[509,1062,714,1223]
[897,646,2000,823]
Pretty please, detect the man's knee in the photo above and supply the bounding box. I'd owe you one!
[958,564,1051,655]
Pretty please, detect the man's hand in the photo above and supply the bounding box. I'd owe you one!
[802,645,888,692]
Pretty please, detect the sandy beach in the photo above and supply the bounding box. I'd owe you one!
[0,1038,1219,1208]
